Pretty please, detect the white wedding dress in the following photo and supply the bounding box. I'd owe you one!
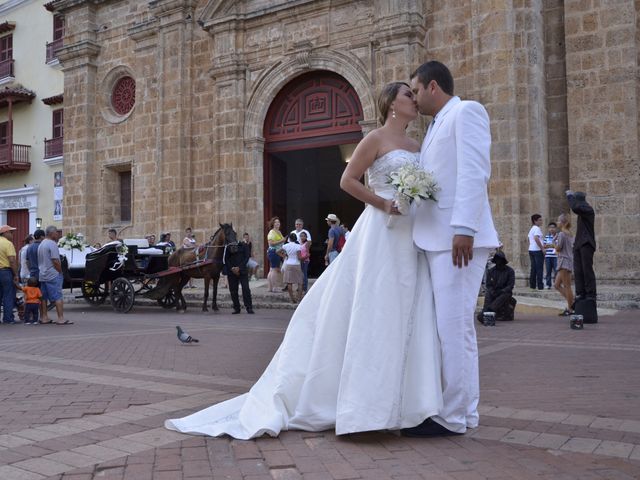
[165,149,442,439]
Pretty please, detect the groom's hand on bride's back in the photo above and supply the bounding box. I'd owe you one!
[452,235,474,268]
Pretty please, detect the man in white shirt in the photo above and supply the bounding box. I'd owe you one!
[289,219,311,243]
[527,214,545,290]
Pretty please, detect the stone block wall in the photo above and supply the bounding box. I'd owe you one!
[563,0,640,281]
[55,0,638,283]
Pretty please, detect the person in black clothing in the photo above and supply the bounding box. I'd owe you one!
[566,191,596,300]
[224,241,254,314]
[477,250,517,322]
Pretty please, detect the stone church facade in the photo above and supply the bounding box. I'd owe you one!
[52,0,639,283]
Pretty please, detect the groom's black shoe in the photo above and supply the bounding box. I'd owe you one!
[401,418,463,437]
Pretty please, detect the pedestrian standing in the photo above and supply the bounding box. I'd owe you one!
[281,233,304,303]
[324,213,343,265]
[224,240,254,314]
[554,213,575,316]
[182,228,197,288]
[26,229,46,320]
[566,191,597,301]
[0,225,18,324]
[527,214,544,290]
[543,222,558,289]
[38,226,72,325]
[299,231,311,293]
[19,235,33,284]
[289,219,312,243]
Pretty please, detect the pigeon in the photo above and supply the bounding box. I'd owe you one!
[176,325,199,344]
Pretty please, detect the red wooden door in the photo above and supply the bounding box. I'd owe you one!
[7,209,29,253]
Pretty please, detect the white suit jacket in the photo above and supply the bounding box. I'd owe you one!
[413,96,499,252]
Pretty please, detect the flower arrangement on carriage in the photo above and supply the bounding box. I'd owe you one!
[58,232,86,251]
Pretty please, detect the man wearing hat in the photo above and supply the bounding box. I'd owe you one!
[324,213,344,265]
[0,225,19,324]
[566,191,596,301]
[477,250,517,323]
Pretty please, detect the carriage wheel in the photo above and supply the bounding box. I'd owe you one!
[157,289,177,309]
[81,280,107,306]
[110,278,135,313]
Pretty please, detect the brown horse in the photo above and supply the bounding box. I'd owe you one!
[161,223,237,312]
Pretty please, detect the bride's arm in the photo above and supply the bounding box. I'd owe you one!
[339,133,394,214]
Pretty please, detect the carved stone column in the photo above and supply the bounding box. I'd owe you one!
[55,1,101,236]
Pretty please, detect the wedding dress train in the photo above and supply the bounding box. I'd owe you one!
[165,149,442,439]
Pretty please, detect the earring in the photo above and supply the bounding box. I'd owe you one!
[392,109,396,119]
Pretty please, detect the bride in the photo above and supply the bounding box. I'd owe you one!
[165,82,442,439]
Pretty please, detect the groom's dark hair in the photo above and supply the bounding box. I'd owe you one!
[411,61,454,96]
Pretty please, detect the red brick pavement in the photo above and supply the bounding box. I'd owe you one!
[0,304,637,479]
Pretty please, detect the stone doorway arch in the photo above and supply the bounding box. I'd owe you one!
[262,70,367,277]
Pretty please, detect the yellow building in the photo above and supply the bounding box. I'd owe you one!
[0,0,64,249]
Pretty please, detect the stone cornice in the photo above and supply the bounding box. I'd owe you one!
[198,0,319,32]
[56,39,101,67]
[49,0,113,14]
[209,54,246,81]
[128,17,159,42]
[148,0,197,17]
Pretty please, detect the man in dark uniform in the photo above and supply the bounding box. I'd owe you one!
[477,250,517,322]
[566,191,597,300]
[224,241,254,314]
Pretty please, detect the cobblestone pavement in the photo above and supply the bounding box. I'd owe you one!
[0,302,638,480]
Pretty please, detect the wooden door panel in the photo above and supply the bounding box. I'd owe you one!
[6,209,29,254]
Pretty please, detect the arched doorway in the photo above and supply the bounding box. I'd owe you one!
[264,71,365,277]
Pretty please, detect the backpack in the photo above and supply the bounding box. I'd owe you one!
[336,232,346,252]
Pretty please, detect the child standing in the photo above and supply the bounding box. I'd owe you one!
[18,277,42,325]
[543,222,558,289]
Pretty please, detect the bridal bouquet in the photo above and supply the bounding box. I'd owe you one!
[58,232,85,251]
[386,163,439,227]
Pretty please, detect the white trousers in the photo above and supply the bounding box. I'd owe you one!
[423,248,490,433]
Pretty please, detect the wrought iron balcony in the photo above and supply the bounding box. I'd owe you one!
[44,136,63,158]
[46,38,63,63]
[0,58,14,80]
[0,143,31,172]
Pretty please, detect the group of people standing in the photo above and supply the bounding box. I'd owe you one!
[527,190,597,317]
[2,225,70,326]
[266,217,313,303]
[266,215,349,304]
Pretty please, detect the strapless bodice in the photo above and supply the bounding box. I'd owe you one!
[367,149,420,198]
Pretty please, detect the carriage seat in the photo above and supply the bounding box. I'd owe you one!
[137,247,166,256]
[123,238,149,248]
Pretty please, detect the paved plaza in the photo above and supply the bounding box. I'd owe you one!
[0,297,638,480]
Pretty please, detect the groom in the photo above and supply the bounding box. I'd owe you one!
[406,61,499,436]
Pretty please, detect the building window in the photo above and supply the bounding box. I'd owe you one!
[46,15,64,63]
[119,170,131,222]
[111,76,135,115]
[0,121,7,144]
[52,109,63,138]
[53,15,64,41]
[0,34,13,79]
[44,109,64,159]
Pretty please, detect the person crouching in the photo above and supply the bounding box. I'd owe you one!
[477,251,517,322]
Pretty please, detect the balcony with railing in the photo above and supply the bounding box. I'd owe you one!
[46,38,63,64]
[0,58,14,81]
[0,143,31,172]
[44,136,63,159]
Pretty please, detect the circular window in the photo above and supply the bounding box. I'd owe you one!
[111,76,136,115]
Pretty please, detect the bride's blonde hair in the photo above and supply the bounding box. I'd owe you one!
[378,82,410,125]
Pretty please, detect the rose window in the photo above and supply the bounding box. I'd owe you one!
[111,76,136,115]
